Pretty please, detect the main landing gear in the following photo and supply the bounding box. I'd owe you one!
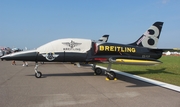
[93,63,117,80]
[34,63,42,78]
[33,62,116,80]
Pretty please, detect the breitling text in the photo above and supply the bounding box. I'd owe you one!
[99,45,136,53]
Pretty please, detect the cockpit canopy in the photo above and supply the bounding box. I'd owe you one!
[37,38,92,53]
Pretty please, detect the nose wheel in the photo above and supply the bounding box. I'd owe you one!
[34,63,42,78]
[35,71,42,78]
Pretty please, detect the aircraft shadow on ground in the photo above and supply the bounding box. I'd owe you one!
[26,69,157,87]
[26,72,98,78]
[26,65,176,88]
[115,74,156,87]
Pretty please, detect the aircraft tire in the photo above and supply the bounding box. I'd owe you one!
[94,68,102,75]
[107,71,116,80]
[35,71,42,78]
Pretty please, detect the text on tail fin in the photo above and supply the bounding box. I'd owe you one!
[130,22,164,48]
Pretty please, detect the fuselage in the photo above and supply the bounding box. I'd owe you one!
[1,38,163,65]
[95,42,162,59]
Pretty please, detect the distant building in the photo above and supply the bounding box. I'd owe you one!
[163,51,180,56]
[165,51,171,55]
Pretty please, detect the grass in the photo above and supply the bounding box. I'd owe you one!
[98,56,180,86]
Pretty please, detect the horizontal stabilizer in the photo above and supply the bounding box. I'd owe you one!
[151,48,180,52]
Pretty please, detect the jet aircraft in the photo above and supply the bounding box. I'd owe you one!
[1,22,179,80]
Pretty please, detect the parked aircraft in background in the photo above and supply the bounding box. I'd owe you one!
[1,22,179,80]
[0,47,12,56]
[0,47,22,57]
[97,35,109,42]
[0,47,12,57]
[0,49,3,57]
[11,48,22,52]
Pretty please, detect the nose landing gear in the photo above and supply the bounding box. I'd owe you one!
[34,63,42,78]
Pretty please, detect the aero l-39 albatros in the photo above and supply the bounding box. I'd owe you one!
[1,22,179,80]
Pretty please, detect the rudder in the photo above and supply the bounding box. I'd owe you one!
[98,35,109,42]
[129,22,164,48]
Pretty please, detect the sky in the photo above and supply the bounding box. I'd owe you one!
[0,0,180,49]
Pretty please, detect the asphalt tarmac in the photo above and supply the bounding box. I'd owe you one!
[0,61,180,107]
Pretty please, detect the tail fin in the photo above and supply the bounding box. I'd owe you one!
[98,35,109,42]
[129,22,164,48]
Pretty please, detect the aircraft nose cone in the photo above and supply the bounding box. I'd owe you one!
[1,54,10,60]
[1,56,4,61]
[1,50,38,61]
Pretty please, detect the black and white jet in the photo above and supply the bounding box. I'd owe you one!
[1,22,179,80]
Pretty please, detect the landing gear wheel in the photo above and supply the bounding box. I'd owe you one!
[94,68,102,75]
[107,71,116,80]
[35,71,42,78]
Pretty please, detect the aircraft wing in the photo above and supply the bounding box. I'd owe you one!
[87,55,162,65]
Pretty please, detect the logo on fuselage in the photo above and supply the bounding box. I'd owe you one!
[42,53,59,61]
[99,45,136,53]
[62,40,82,51]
